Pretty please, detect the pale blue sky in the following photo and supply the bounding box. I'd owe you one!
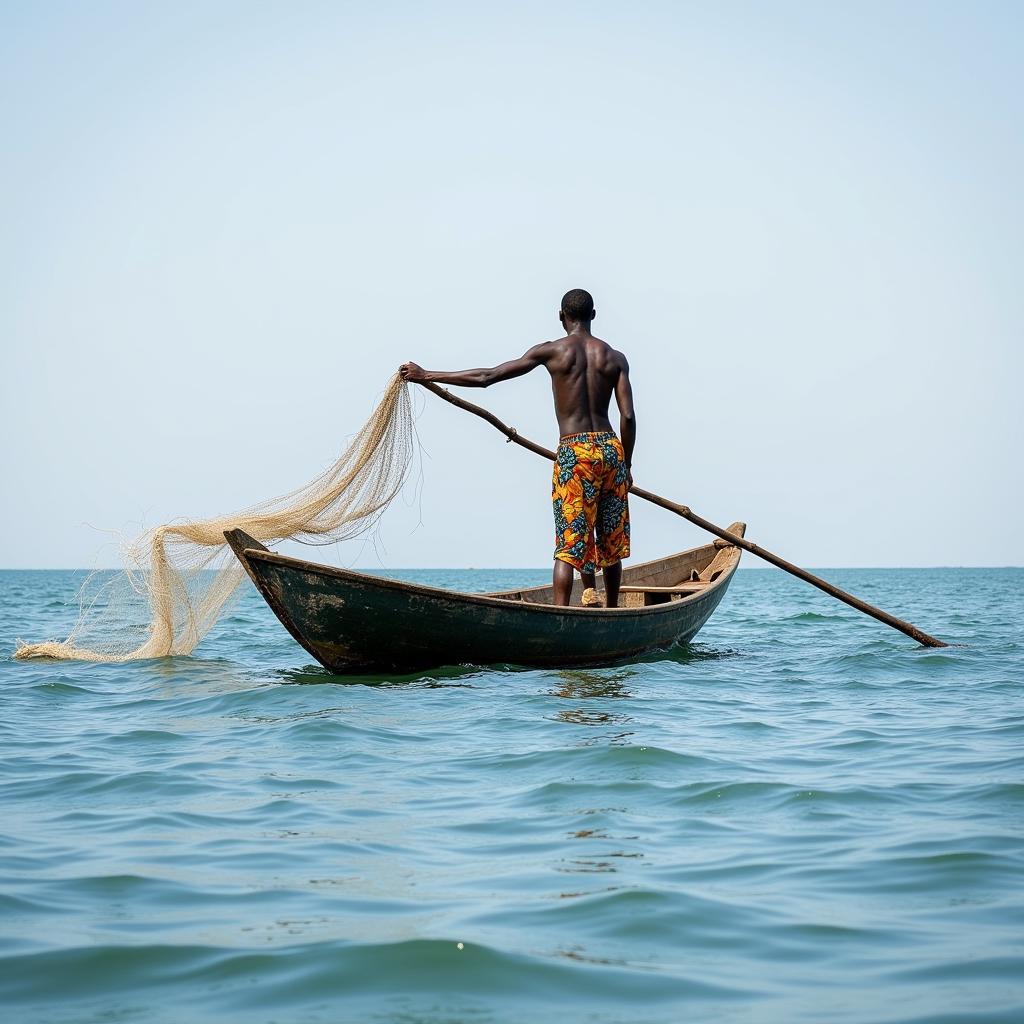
[2,1,1021,569]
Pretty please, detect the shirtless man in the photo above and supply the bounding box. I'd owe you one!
[400,288,635,607]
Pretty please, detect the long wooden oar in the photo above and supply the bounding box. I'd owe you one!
[418,381,949,648]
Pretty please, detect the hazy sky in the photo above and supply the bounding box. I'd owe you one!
[2,1,1021,569]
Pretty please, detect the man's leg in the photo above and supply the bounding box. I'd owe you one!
[553,559,575,606]
[580,568,596,591]
[603,560,622,608]
[595,444,630,608]
[551,438,600,607]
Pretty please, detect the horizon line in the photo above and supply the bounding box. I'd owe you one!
[1,565,1022,573]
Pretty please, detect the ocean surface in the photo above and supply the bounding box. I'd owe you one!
[1,566,1022,1023]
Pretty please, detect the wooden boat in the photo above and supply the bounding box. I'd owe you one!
[224,522,746,674]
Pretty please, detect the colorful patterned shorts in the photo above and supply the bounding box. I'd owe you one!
[552,431,631,573]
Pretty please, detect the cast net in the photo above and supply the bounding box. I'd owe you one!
[15,374,415,663]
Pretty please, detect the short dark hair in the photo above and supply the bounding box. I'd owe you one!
[560,288,595,322]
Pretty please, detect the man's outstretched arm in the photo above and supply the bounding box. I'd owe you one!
[614,355,636,473]
[400,344,550,388]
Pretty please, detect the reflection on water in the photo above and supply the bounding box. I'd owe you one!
[555,947,627,967]
[276,662,486,689]
[265,644,740,690]
[558,708,631,727]
[557,858,618,874]
[559,885,621,900]
[575,729,634,746]
[551,667,636,700]
[559,826,644,877]
[549,668,635,730]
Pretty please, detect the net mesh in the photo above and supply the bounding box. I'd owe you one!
[15,374,415,663]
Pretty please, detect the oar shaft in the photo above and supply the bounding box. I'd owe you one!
[631,487,947,647]
[418,381,948,648]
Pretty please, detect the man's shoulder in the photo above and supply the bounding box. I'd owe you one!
[528,338,562,360]
[588,335,628,366]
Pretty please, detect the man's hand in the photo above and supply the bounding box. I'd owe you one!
[400,362,428,383]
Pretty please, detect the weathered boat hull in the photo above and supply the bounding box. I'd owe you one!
[225,524,745,674]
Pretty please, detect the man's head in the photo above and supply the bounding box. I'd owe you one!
[560,288,595,326]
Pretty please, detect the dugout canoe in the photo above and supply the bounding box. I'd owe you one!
[224,522,746,674]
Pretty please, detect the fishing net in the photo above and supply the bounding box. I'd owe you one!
[15,374,415,663]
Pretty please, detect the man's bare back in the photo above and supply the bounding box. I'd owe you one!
[399,289,635,606]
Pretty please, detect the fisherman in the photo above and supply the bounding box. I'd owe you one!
[400,288,635,607]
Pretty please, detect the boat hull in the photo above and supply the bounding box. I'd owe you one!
[247,559,735,674]
[225,525,744,674]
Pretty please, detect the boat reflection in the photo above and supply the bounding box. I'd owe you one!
[547,668,635,732]
[276,661,487,688]
[551,667,635,700]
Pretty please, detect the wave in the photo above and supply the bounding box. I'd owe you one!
[0,937,742,1012]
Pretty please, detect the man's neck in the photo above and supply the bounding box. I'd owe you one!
[562,320,593,338]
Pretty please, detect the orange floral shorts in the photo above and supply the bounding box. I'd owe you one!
[552,431,631,573]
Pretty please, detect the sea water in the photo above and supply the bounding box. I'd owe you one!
[0,567,1021,1023]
